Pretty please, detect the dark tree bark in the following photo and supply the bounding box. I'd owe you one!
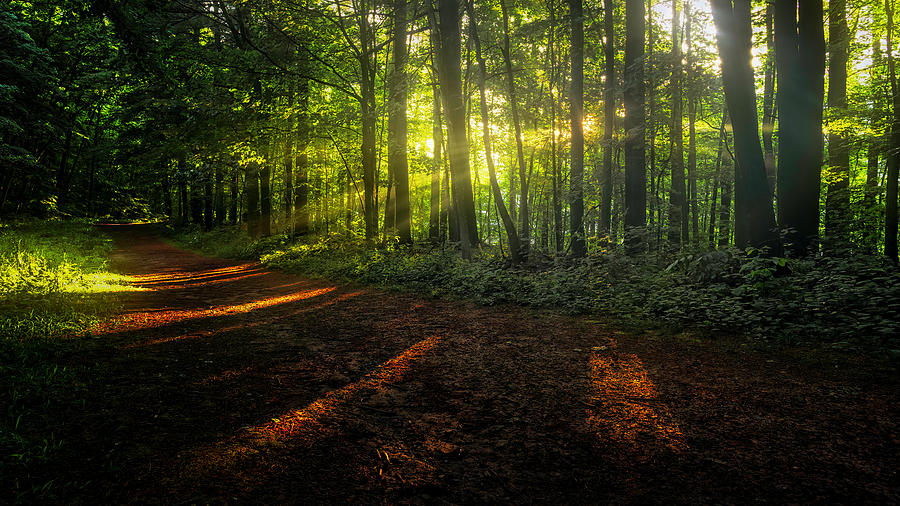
[601,0,615,239]
[885,0,899,264]
[762,1,776,190]
[824,0,850,243]
[283,80,294,233]
[468,0,521,262]
[246,163,260,237]
[359,3,378,241]
[774,0,825,255]
[548,0,563,253]
[685,3,698,246]
[204,165,213,230]
[499,0,530,258]
[569,0,586,257]
[437,0,478,257]
[708,108,728,248]
[624,0,646,252]
[388,0,412,244]
[430,78,443,242]
[711,0,779,251]
[667,0,687,247]
[864,38,883,251]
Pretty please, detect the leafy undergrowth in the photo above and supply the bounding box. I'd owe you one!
[0,219,133,502]
[172,226,900,360]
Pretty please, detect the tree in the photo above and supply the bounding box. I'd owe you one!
[623,0,646,251]
[468,0,521,262]
[775,0,825,255]
[569,0,586,257]
[667,0,687,247]
[710,0,779,251]
[601,0,615,239]
[388,0,412,244]
[825,0,850,243]
[437,0,478,257]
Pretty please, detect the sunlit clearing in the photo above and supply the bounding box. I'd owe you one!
[254,335,441,441]
[586,352,687,452]
[127,290,363,348]
[90,287,336,335]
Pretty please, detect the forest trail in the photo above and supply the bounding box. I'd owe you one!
[54,224,897,503]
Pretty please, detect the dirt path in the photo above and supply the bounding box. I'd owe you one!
[50,224,898,503]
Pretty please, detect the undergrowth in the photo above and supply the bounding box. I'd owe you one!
[0,219,131,503]
[172,225,900,358]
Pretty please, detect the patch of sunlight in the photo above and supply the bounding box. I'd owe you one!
[65,272,146,293]
[90,286,336,336]
[586,351,687,454]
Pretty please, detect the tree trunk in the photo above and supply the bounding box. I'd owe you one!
[667,0,687,247]
[283,80,294,233]
[711,0,779,251]
[864,38,883,252]
[775,0,825,255]
[438,0,478,257]
[569,0,586,257]
[388,0,412,244]
[359,5,378,241]
[430,78,443,242]
[295,77,310,235]
[762,1,776,191]
[824,0,850,243]
[499,0,530,257]
[468,0,520,261]
[686,3,698,246]
[624,0,646,252]
[885,0,899,264]
[549,0,563,253]
[708,108,728,248]
[246,163,260,237]
[601,0,615,239]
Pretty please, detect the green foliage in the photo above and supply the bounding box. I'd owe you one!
[179,227,900,356]
[0,220,126,501]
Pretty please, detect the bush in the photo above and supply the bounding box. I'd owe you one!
[171,226,900,354]
[0,219,130,501]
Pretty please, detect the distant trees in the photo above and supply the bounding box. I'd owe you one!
[4,0,900,263]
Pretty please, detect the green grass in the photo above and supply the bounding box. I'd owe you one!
[0,219,132,502]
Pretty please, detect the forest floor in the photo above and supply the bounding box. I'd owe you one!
[42,223,897,504]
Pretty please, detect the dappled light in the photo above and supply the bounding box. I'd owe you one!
[254,334,441,441]
[90,286,336,336]
[586,352,687,452]
[126,290,362,348]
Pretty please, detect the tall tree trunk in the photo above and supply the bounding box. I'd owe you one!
[624,0,646,252]
[667,0,687,247]
[601,0,615,239]
[430,78,443,242]
[500,0,530,258]
[295,77,310,235]
[468,0,520,262]
[762,1,776,191]
[438,0,478,257]
[825,0,850,243]
[204,165,214,230]
[885,0,899,264]
[388,0,412,244]
[685,3,698,246]
[246,163,260,237]
[864,38,883,252]
[775,0,825,255]
[283,80,294,233]
[359,5,378,241]
[711,0,779,251]
[708,108,728,248]
[718,152,732,248]
[229,171,238,225]
[549,0,563,253]
[569,0,586,257]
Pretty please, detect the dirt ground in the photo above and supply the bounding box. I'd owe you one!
[44,224,898,504]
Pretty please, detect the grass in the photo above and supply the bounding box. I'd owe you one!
[0,219,133,502]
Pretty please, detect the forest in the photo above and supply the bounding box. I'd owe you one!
[1,0,899,503]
